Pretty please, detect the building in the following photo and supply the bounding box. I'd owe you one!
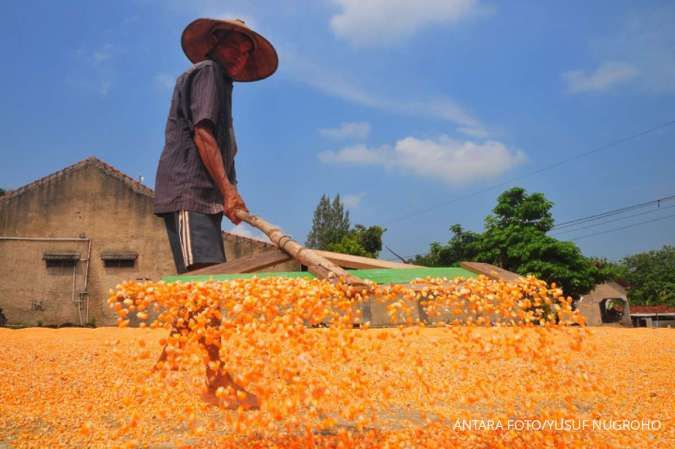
[629,305,675,328]
[0,157,295,327]
[6,157,647,329]
[576,282,632,326]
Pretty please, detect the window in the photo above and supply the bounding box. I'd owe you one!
[104,259,135,268]
[101,251,138,268]
[43,252,79,268]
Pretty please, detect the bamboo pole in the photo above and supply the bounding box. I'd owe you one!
[234,210,367,286]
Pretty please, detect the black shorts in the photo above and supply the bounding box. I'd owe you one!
[161,210,226,274]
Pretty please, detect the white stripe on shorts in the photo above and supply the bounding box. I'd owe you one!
[184,210,193,266]
[177,211,188,268]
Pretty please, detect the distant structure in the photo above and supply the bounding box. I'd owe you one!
[628,305,675,328]
[576,282,632,327]
[0,157,296,327]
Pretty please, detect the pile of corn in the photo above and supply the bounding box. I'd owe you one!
[0,275,672,448]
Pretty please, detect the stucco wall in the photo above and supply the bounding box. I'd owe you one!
[576,282,632,327]
[0,161,282,326]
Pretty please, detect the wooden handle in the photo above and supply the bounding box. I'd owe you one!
[234,209,366,286]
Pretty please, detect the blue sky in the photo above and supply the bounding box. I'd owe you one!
[1,0,674,261]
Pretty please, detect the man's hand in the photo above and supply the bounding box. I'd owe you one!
[224,189,248,225]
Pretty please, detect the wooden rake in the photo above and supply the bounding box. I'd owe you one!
[233,210,367,287]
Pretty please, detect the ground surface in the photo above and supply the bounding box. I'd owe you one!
[0,327,672,448]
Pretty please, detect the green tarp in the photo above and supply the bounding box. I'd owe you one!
[162,267,476,285]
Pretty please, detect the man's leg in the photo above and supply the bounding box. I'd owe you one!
[154,214,220,369]
[152,212,189,371]
[200,319,260,410]
[157,211,258,409]
[184,212,258,409]
[161,212,188,274]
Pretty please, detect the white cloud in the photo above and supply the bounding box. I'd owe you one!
[93,43,114,65]
[70,43,117,96]
[403,97,485,135]
[330,0,484,47]
[457,126,489,139]
[213,12,258,30]
[99,80,112,96]
[281,47,488,136]
[319,144,388,165]
[93,51,112,64]
[227,223,270,242]
[342,193,366,209]
[563,6,675,94]
[319,135,525,185]
[281,48,381,106]
[154,73,176,91]
[319,122,371,140]
[563,62,638,93]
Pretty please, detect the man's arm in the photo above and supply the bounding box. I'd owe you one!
[193,120,247,224]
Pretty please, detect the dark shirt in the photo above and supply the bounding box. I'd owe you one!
[154,59,238,215]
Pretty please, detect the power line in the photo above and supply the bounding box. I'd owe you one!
[569,212,675,242]
[384,245,408,263]
[552,194,675,231]
[401,208,675,259]
[551,204,675,235]
[382,119,675,227]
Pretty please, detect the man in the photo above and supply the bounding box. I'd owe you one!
[155,18,278,274]
[153,18,278,409]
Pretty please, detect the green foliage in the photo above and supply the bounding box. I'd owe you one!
[486,187,554,232]
[477,224,601,298]
[305,194,350,249]
[306,194,386,258]
[621,245,675,306]
[411,225,481,266]
[588,257,627,283]
[0,188,5,196]
[328,225,386,258]
[414,187,612,298]
[327,232,370,257]
[480,188,614,297]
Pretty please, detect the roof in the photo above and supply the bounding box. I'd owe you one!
[459,261,520,282]
[222,230,273,246]
[630,305,675,314]
[313,250,421,270]
[0,156,155,204]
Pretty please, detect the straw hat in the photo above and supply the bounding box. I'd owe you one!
[181,18,278,82]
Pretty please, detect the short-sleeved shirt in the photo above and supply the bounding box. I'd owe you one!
[154,59,238,215]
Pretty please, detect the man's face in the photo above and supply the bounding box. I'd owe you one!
[213,32,253,78]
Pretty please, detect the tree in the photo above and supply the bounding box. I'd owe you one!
[620,246,675,306]
[0,188,5,197]
[306,194,387,258]
[411,225,481,266]
[355,225,386,257]
[328,225,386,259]
[588,257,626,283]
[487,188,554,232]
[414,187,611,298]
[477,188,608,298]
[305,194,350,249]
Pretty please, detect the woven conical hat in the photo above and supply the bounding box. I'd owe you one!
[181,18,278,82]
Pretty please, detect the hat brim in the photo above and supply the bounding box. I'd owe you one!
[181,18,278,82]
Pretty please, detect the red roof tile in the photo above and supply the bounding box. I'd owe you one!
[630,305,675,314]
